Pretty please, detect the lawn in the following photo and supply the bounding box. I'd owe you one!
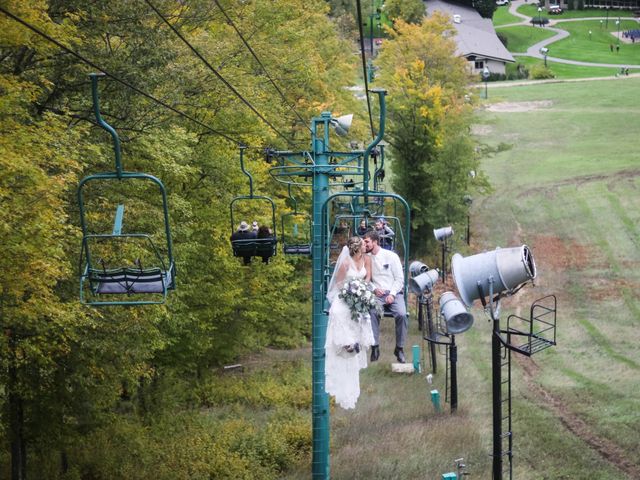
[549,19,640,64]
[493,5,523,27]
[508,56,622,78]
[517,5,635,19]
[496,24,558,52]
[469,77,640,479]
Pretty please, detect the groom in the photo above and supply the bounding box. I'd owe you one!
[363,230,408,363]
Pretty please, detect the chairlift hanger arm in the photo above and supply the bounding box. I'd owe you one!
[373,143,387,190]
[236,145,257,197]
[90,73,123,177]
[362,88,387,198]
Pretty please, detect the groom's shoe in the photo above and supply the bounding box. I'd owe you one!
[370,345,380,362]
[394,347,406,363]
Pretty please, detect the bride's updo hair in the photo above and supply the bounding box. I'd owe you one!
[347,236,363,257]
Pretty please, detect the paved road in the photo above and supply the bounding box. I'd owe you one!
[497,0,640,69]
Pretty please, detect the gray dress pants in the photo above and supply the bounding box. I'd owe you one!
[370,293,407,348]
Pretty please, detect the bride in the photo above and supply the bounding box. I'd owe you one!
[325,236,375,409]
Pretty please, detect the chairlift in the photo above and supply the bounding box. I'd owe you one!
[322,192,411,311]
[230,146,278,264]
[281,185,311,256]
[78,74,175,306]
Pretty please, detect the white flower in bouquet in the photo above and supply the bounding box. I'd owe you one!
[338,278,381,322]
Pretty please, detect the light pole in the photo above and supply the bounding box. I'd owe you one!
[463,195,473,245]
[537,6,542,26]
[616,18,620,47]
[482,65,490,99]
[540,47,549,67]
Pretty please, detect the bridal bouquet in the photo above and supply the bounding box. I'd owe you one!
[339,278,380,321]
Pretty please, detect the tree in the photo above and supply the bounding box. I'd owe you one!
[455,0,497,18]
[384,0,426,24]
[474,0,498,18]
[375,16,490,248]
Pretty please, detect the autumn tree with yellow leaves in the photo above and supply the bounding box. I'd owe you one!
[375,15,491,247]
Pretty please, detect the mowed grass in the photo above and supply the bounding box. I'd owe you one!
[493,5,523,27]
[282,314,495,479]
[470,77,640,478]
[517,5,635,19]
[550,19,640,64]
[496,25,558,52]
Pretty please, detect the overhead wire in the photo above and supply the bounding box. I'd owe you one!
[212,0,313,138]
[143,0,299,149]
[0,4,243,145]
[355,0,376,139]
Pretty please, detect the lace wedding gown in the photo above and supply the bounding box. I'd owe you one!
[325,264,375,409]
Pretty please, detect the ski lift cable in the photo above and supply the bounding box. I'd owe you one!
[0,5,245,145]
[144,0,300,149]
[212,0,313,138]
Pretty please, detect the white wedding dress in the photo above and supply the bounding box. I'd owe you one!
[325,262,375,410]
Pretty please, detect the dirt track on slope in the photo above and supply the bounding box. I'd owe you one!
[517,356,640,478]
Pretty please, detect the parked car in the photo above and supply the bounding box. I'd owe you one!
[496,0,509,5]
[549,5,563,14]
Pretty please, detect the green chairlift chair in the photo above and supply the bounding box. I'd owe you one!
[322,191,411,313]
[230,146,278,263]
[281,185,311,256]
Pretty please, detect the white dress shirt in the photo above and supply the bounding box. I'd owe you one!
[369,248,404,296]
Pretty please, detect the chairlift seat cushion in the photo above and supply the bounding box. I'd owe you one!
[90,267,172,294]
[283,244,311,255]
[232,238,277,258]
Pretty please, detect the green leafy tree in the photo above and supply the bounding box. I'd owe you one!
[455,0,497,18]
[375,16,490,248]
[474,0,498,18]
[384,0,426,24]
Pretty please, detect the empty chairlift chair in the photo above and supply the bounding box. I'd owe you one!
[281,184,311,256]
[78,74,175,306]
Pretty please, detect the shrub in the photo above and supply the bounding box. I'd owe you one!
[506,63,529,80]
[530,17,550,26]
[530,64,555,79]
[65,410,311,480]
[196,360,312,408]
